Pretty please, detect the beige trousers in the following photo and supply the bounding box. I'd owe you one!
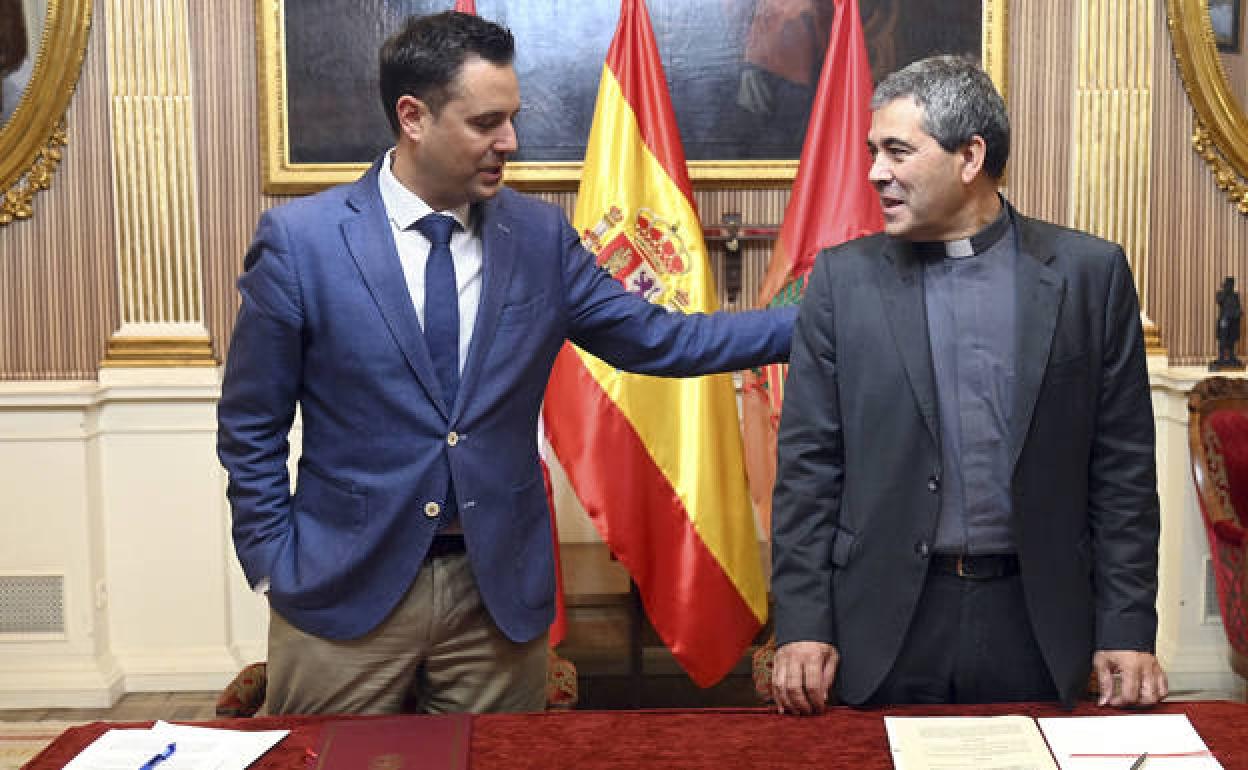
[261,551,549,715]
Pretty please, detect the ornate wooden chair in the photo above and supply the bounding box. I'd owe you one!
[1188,376,1248,682]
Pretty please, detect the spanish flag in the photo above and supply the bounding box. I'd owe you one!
[543,0,765,686]
[741,0,882,532]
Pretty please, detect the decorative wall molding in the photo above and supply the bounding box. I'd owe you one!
[1070,0,1163,355]
[101,0,214,368]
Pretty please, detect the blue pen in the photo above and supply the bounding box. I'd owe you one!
[138,741,177,770]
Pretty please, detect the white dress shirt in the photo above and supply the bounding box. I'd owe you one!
[378,149,484,375]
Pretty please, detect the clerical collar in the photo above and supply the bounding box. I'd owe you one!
[907,202,1011,260]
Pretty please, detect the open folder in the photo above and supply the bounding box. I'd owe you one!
[1038,714,1223,770]
[885,713,1223,770]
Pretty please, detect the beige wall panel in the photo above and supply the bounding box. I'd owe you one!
[1150,0,1248,366]
[0,5,116,380]
[1006,0,1075,228]
[190,4,289,361]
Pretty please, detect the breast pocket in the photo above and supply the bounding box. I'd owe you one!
[496,293,548,329]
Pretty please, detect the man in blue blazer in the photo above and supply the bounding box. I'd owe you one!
[217,12,794,715]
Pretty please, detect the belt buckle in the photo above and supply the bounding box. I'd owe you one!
[955,554,970,578]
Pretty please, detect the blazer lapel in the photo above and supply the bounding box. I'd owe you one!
[341,161,449,417]
[454,193,518,421]
[1009,215,1064,471]
[876,240,941,443]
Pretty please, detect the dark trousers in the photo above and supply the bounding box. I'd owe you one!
[865,570,1059,705]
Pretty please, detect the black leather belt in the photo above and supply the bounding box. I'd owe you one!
[426,534,467,558]
[929,553,1019,579]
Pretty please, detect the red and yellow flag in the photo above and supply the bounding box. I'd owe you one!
[453,0,475,12]
[543,0,765,687]
[741,0,882,531]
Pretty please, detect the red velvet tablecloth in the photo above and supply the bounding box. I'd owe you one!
[24,701,1248,769]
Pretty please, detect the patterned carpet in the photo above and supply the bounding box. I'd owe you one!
[0,722,81,770]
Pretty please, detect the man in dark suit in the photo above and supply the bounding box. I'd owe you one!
[217,11,794,715]
[769,55,1167,712]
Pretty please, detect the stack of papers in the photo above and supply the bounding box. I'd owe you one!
[61,720,288,770]
[885,713,1224,770]
[886,715,1058,770]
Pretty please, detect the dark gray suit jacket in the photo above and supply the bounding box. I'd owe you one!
[770,208,1160,706]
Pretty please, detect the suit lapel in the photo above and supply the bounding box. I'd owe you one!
[341,161,449,417]
[876,240,940,443]
[455,194,518,420]
[1009,214,1064,471]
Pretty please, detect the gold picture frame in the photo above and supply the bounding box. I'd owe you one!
[1167,0,1248,214]
[257,0,1007,196]
[0,0,92,225]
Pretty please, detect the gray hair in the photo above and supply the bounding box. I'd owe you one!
[871,55,1010,179]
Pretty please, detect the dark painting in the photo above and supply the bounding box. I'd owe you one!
[282,0,983,166]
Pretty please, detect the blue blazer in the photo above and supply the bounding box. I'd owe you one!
[217,159,795,643]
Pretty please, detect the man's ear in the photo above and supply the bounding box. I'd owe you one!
[959,135,988,184]
[395,95,429,143]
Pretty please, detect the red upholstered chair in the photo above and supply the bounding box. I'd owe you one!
[215,649,579,716]
[1189,376,1248,682]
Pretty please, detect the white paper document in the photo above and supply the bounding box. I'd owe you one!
[1038,714,1223,770]
[61,721,288,770]
[885,715,1059,770]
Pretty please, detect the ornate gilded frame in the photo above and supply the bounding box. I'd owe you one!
[257,0,1007,195]
[0,0,93,225]
[1167,0,1248,214]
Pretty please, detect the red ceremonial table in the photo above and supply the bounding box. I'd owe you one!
[24,701,1248,769]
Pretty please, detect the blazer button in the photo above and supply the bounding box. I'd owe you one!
[447,431,459,447]
[927,475,940,493]
[424,501,441,518]
[915,541,931,557]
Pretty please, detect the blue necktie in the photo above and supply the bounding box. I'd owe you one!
[414,213,460,407]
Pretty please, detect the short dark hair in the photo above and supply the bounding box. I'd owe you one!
[871,55,1010,179]
[379,11,515,135]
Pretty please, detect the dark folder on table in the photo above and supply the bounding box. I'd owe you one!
[313,714,472,770]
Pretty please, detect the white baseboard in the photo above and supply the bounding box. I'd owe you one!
[0,656,125,709]
[229,642,266,667]
[115,648,245,693]
[1160,640,1241,696]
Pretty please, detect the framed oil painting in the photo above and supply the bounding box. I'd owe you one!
[257,0,1007,193]
[0,0,92,224]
